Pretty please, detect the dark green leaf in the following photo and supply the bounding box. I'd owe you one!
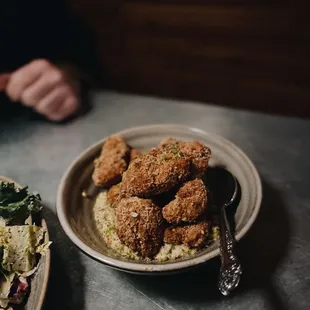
[0,182,42,224]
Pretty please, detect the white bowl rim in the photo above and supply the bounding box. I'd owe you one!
[57,124,262,273]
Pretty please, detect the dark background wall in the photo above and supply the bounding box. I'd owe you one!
[68,0,310,117]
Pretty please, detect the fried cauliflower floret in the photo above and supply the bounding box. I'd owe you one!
[160,138,211,178]
[107,183,122,207]
[179,141,211,178]
[164,222,209,248]
[92,135,130,187]
[115,197,164,257]
[162,179,207,223]
[121,148,191,198]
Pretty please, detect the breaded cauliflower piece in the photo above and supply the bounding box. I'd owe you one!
[164,221,209,248]
[162,179,207,223]
[115,197,164,257]
[92,135,130,187]
[121,148,190,197]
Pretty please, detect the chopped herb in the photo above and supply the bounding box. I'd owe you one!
[0,182,42,225]
[170,144,179,155]
[162,154,168,161]
[177,151,184,158]
[105,226,116,236]
[212,226,220,241]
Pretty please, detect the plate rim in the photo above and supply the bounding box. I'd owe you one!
[57,124,262,273]
[0,176,51,309]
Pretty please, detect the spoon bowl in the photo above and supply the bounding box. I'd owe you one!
[206,166,238,208]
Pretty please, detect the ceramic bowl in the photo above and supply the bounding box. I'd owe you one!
[57,125,262,274]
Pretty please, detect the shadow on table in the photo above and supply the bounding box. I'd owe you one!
[122,179,292,309]
[42,207,85,310]
[238,179,292,310]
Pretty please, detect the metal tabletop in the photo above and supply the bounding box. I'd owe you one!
[1,91,309,310]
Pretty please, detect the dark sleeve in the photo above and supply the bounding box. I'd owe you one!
[0,0,101,82]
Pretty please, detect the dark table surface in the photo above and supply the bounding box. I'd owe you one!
[1,91,310,310]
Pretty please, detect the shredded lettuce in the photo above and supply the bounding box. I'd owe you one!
[0,181,49,309]
[0,226,47,273]
[0,273,15,308]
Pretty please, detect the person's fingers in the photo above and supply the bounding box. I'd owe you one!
[34,86,70,115]
[5,59,50,102]
[20,69,65,107]
[0,74,10,91]
[48,96,79,121]
[4,59,81,121]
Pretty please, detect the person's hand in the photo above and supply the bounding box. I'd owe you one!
[5,59,80,121]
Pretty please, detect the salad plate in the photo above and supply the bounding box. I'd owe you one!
[0,176,50,310]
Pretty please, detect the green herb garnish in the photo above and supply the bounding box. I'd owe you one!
[162,154,168,161]
[105,226,116,236]
[169,143,180,155]
[0,182,42,225]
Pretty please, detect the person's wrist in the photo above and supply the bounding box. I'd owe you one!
[54,62,92,117]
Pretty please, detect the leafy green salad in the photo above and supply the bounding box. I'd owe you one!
[0,181,50,309]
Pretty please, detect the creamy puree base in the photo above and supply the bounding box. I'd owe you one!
[93,191,218,262]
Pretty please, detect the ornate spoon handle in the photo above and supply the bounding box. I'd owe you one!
[218,206,242,296]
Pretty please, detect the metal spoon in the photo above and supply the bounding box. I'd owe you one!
[206,167,242,296]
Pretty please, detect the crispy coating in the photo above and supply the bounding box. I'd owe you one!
[164,222,209,248]
[92,135,130,187]
[121,148,191,198]
[163,226,184,245]
[179,141,211,178]
[184,221,209,247]
[129,148,142,162]
[159,138,180,148]
[160,138,211,178]
[115,197,164,257]
[162,179,207,223]
[107,183,122,207]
